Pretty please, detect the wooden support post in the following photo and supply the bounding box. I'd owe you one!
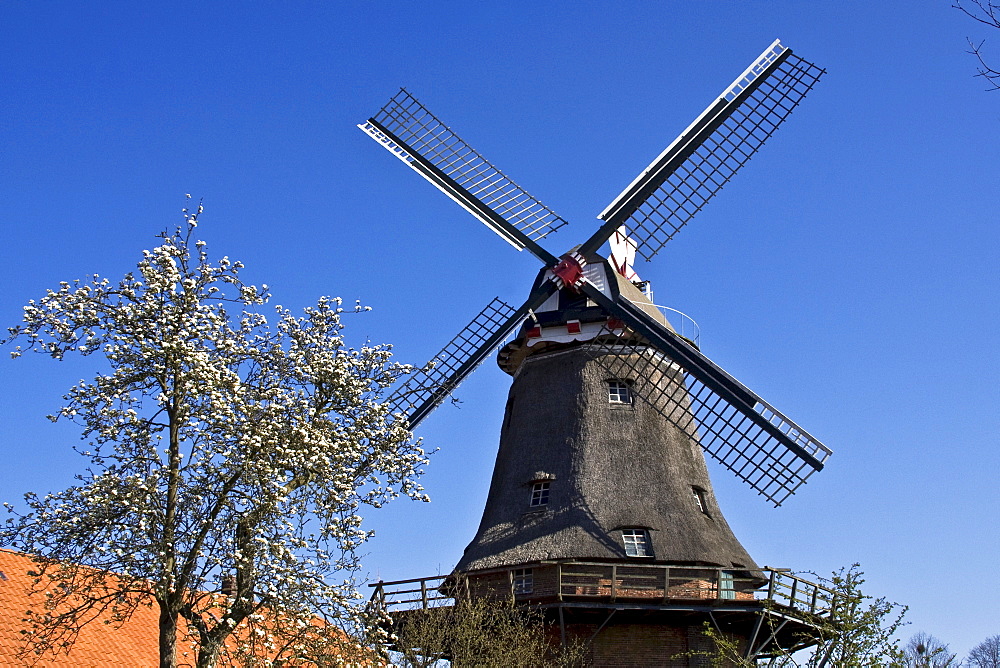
[745,612,766,660]
[752,617,790,659]
[557,563,564,602]
[559,605,566,647]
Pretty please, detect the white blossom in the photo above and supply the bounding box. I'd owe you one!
[2,215,426,667]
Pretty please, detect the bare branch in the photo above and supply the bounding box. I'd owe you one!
[954,0,1000,28]
[968,37,1000,89]
[956,1,1000,90]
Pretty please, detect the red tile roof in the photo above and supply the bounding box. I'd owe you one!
[0,549,378,667]
[0,549,188,666]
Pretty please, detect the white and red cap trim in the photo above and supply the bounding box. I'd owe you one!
[548,252,587,290]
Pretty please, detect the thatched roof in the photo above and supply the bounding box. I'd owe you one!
[456,262,758,573]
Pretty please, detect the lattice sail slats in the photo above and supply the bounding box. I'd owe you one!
[368,89,568,242]
[389,298,519,427]
[584,333,831,506]
[603,48,825,261]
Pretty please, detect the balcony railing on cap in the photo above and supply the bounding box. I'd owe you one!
[630,301,701,349]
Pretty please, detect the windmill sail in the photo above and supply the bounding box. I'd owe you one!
[388,298,519,428]
[582,292,831,506]
[387,283,555,428]
[589,40,825,261]
[359,89,566,260]
[364,40,831,504]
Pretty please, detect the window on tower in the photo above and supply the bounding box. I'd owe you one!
[621,529,652,557]
[719,570,736,600]
[692,487,709,515]
[513,568,533,595]
[608,380,633,405]
[530,481,550,507]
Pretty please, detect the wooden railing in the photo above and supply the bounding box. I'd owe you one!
[368,562,837,622]
[368,574,457,610]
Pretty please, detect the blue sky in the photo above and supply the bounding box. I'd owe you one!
[2,1,998,658]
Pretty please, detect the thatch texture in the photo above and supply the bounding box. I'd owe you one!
[455,343,758,573]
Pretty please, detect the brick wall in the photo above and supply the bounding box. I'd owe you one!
[561,622,746,667]
[463,568,755,667]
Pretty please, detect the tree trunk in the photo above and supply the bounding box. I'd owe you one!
[196,637,224,668]
[157,603,178,668]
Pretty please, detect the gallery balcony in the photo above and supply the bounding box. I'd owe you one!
[369,561,839,659]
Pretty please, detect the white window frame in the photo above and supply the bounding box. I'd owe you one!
[622,529,652,557]
[608,379,633,405]
[692,487,709,515]
[513,568,533,595]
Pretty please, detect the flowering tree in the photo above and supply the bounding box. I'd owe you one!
[2,207,427,667]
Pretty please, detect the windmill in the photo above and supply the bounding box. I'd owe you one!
[362,40,837,665]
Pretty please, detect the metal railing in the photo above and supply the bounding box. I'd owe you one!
[629,300,701,348]
[369,562,837,622]
[656,305,700,349]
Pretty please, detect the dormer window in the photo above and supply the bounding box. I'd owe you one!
[692,487,709,515]
[530,481,550,507]
[608,380,632,405]
[621,529,652,557]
